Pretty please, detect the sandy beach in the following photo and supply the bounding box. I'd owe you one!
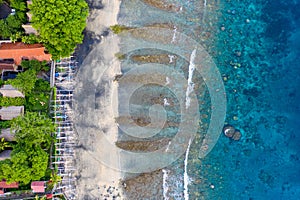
[74,0,124,199]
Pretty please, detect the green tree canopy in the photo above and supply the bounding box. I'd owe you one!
[0,0,27,39]
[25,78,51,114]
[0,138,10,151]
[0,145,48,184]
[0,112,55,184]
[11,112,55,147]
[10,0,27,12]
[30,0,88,59]
[0,97,25,107]
[21,59,49,72]
[6,69,37,95]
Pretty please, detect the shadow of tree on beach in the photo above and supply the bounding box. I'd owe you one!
[85,0,104,10]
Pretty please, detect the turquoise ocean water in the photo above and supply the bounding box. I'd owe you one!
[116,0,300,199]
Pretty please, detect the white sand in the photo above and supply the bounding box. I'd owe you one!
[87,0,120,35]
[74,0,124,199]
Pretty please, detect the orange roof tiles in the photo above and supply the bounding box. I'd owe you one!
[0,42,51,65]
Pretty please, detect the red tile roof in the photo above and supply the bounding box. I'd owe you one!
[0,42,51,65]
[0,63,15,71]
[31,181,45,193]
[0,180,19,188]
[0,59,16,71]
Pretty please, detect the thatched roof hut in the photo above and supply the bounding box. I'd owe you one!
[0,150,12,161]
[0,85,24,98]
[0,128,15,141]
[0,106,24,120]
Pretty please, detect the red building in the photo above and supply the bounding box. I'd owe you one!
[0,180,19,194]
[0,42,51,67]
[31,181,45,193]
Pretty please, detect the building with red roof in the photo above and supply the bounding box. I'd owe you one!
[31,181,45,193]
[0,42,51,66]
[0,180,19,188]
[0,180,19,194]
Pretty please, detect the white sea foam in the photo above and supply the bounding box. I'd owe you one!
[165,141,171,152]
[168,55,175,63]
[164,98,170,106]
[183,138,192,200]
[166,77,171,85]
[162,169,169,200]
[172,26,177,43]
[185,49,197,109]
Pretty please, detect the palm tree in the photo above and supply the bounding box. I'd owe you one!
[0,138,10,151]
[35,195,46,200]
[50,172,62,184]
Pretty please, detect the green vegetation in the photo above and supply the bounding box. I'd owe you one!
[110,25,131,34]
[6,70,37,95]
[21,59,50,72]
[0,138,10,151]
[30,0,89,59]
[0,97,25,106]
[0,0,84,191]
[0,120,11,129]
[0,112,55,185]
[0,60,55,184]
[21,33,42,44]
[0,0,27,39]
[115,52,126,60]
[25,79,51,114]
[0,60,51,113]
[34,195,47,200]
[9,0,27,12]
[0,15,23,38]
[50,172,62,184]
[11,112,55,147]
[0,145,48,185]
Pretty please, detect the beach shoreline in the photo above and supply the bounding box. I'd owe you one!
[74,0,124,199]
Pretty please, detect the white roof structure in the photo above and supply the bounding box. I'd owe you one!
[0,128,15,141]
[0,85,24,98]
[0,106,24,120]
[22,24,37,35]
[0,150,12,161]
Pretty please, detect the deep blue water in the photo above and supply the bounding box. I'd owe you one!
[202,0,300,199]
[117,0,300,199]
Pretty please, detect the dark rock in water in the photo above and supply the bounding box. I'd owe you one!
[223,125,235,138]
[102,29,110,37]
[232,130,242,141]
[114,74,123,82]
[258,170,274,187]
[243,87,261,97]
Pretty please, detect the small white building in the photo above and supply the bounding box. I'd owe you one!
[0,128,15,141]
[0,150,12,161]
[22,24,37,35]
[0,85,24,98]
[0,106,24,120]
